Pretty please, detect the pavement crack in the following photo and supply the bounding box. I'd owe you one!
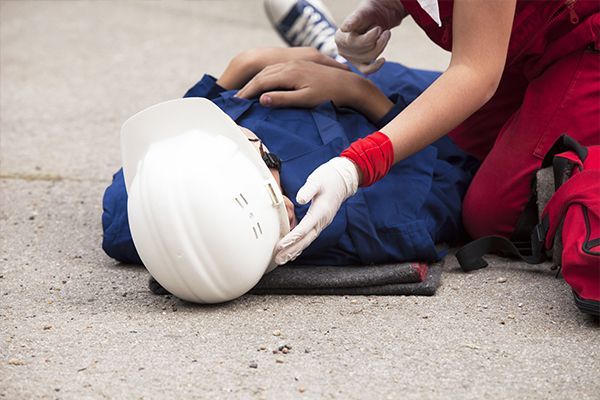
[0,172,105,183]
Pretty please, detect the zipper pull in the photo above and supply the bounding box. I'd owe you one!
[567,0,579,24]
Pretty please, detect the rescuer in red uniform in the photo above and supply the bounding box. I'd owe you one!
[256,0,600,265]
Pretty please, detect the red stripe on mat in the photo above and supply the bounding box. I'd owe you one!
[410,263,428,282]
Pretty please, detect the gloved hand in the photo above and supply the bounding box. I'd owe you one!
[335,0,406,74]
[274,157,360,265]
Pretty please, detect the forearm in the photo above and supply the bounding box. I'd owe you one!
[340,74,394,123]
[380,63,498,163]
[217,50,258,90]
[355,0,515,165]
[219,47,351,91]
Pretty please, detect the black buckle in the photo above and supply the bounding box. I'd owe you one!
[530,216,549,263]
[262,152,282,172]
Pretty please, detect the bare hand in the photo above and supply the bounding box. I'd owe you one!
[236,60,358,109]
[218,47,348,90]
[235,60,393,122]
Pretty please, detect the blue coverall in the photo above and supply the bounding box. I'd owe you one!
[102,63,478,266]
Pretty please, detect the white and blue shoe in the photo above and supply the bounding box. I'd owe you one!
[264,0,341,60]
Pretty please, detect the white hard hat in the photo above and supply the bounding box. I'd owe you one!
[121,98,290,303]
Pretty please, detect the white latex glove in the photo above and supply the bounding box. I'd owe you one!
[274,157,360,265]
[335,0,406,74]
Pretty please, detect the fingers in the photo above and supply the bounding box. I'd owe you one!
[296,179,320,205]
[236,65,289,99]
[274,214,320,265]
[274,213,314,263]
[336,27,379,59]
[356,28,389,62]
[336,28,390,66]
[274,227,319,265]
[238,58,347,102]
[274,178,325,264]
[352,26,383,54]
[357,57,386,75]
[339,12,358,33]
[259,88,312,108]
[277,212,315,250]
[340,9,373,34]
[373,29,391,58]
[336,26,390,75]
[275,187,337,264]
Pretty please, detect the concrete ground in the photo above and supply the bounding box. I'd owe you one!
[0,1,597,399]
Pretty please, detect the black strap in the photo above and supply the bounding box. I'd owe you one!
[542,134,588,168]
[456,217,549,271]
[512,135,587,242]
[457,135,588,273]
[511,191,539,244]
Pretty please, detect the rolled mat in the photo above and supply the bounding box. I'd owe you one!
[249,262,442,296]
[149,262,442,297]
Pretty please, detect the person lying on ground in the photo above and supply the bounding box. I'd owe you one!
[102,47,478,267]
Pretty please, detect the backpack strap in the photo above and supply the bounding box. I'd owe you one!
[457,170,600,272]
[542,134,588,167]
[457,134,589,272]
[509,134,584,244]
[456,218,549,271]
[552,152,584,190]
[543,134,586,190]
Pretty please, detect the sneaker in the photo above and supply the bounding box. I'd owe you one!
[264,0,340,59]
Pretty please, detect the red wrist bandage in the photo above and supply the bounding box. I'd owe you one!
[340,131,394,187]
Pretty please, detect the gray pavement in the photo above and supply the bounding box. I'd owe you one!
[0,1,598,399]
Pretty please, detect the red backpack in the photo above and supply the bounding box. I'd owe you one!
[457,135,600,317]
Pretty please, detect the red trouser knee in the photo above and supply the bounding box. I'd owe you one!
[453,46,600,239]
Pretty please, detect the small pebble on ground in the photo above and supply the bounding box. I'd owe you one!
[278,344,292,352]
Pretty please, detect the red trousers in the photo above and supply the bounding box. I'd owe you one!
[448,5,600,239]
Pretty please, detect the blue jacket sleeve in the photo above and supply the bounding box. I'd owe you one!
[183,74,226,99]
[101,169,142,264]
